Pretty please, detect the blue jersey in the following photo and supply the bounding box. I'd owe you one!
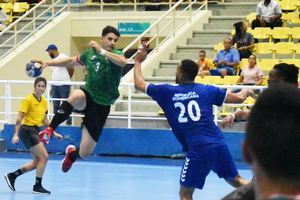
[147,83,227,150]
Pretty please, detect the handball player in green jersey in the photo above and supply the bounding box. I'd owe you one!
[36,25,127,172]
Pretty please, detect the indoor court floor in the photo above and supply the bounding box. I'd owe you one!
[0,152,252,200]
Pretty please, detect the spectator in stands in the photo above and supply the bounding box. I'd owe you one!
[0,7,8,31]
[221,63,299,200]
[251,0,283,29]
[236,55,263,85]
[199,38,240,77]
[243,83,300,200]
[232,22,255,59]
[46,44,74,125]
[197,50,212,76]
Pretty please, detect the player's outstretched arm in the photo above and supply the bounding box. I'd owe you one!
[134,45,148,92]
[89,40,127,67]
[35,56,80,71]
[225,89,253,103]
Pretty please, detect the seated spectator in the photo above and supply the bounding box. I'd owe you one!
[232,22,255,59]
[236,55,263,85]
[211,38,240,76]
[251,0,282,29]
[0,7,8,31]
[197,50,212,75]
[244,83,300,200]
[199,38,240,77]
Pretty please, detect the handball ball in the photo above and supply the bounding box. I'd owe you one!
[25,62,42,78]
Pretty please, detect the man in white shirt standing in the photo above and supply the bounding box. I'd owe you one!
[46,44,74,125]
[251,0,283,29]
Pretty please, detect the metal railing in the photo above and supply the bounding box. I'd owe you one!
[0,80,266,128]
[122,0,208,60]
[0,0,70,60]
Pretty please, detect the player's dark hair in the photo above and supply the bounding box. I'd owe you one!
[273,63,299,85]
[34,77,47,87]
[102,25,120,37]
[180,59,199,81]
[246,83,300,184]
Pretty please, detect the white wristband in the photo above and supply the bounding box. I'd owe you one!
[229,113,235,120]
[99,48,106,56]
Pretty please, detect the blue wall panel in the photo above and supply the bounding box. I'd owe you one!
[0,125,245,161]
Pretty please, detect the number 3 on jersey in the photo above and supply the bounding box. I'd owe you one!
[95,62,100,72]
[174,100,201,123]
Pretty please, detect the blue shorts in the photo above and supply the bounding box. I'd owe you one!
[210,67,234,76]
[179,145,238,189]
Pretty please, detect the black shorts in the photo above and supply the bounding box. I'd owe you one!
[19,125,40,149]
[80,87,110,142]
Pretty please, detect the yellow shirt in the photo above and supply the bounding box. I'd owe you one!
[19,93,48,127]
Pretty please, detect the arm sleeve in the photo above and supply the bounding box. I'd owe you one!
[257,67,264,77]
[146,83,164,102]
[209,85,227,106]
[275,3,282,14]
[232,49,240,63]
[214,51,220,62]
[256,4,261,16]
[78,49,91,66]
[19,98,30,114]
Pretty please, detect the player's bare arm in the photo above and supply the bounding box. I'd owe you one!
[12,112,25,144]
[134,45,148,92]
[221,110,251,128]
[35,56,81,71]
[89,40,127,67]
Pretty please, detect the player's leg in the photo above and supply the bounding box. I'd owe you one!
[30,143,51,194]
[58,85,72,125]
[5,126,40,191]
[179,155,211,200]
[39,89,86,137]
[225,174,249,188]
[179,186,195,200]
[212,145,249,188]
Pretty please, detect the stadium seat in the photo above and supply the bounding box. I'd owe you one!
[252,27,271,42]
[257,59,278,72]
[279,0,298,11]
[13,2,30,13]
[291,27,300,41]
[271,27,291,41]
[285,12,300,25]
[272,42,294,58]
[280,59,300,67]
[0,3,13,14]
[195,76,223,85]
[254,43,273,55]
[222,76,240,85]
[213,42,224,57]
[293,43,300,58]
[246,12,256,24]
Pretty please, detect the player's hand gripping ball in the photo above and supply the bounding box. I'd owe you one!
[25,61,42,78]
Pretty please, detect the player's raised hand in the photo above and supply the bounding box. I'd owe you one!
[89,40,101,52]
[135,44,148,63]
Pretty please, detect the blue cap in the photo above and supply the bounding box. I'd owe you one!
[45,44,58,51]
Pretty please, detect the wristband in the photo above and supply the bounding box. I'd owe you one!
[229,113,235,121]
[99,48,106,56]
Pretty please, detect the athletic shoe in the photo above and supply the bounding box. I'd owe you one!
[33,184,51,194]
[38,127,54,145]
[4,173,16,191]
[61,145,76,173]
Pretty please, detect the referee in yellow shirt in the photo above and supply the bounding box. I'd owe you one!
[4,77,62,194]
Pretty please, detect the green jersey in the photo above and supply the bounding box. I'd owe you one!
[78,48,124,105]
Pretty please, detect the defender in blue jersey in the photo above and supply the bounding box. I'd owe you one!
[134,46,249,200]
